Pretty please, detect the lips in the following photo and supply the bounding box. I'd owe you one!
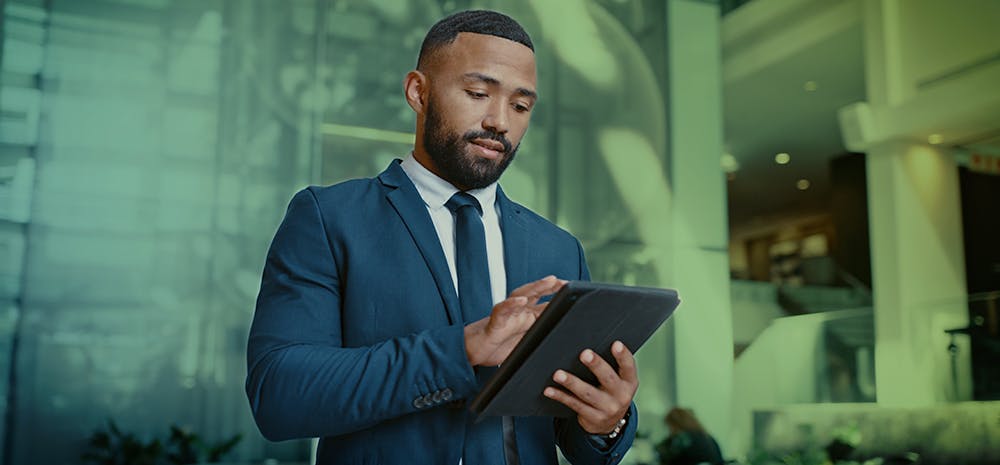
[470,138,505,153]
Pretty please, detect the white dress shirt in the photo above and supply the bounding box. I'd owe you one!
[399,154,507,307]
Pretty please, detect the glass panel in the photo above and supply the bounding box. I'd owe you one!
[1,0,320,462]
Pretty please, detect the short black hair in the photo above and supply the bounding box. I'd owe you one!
[417,10,533,69]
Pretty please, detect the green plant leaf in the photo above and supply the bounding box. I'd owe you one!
[206,433,243,462]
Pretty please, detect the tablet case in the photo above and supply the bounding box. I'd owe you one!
[469,281,680,419]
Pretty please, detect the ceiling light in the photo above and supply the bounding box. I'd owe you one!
[804,81,818,92]
[775,152,791,165]
[797,179,811,190]
[928,134,944,145]
[721,153,739,173]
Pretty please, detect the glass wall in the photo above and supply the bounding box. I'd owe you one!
[1,0,323,462]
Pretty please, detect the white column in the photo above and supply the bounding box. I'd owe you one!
[666,0,735,448]
[852,0,973,405]
[867,142,970,404]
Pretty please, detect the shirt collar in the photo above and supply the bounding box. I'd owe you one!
[400,153,498,214]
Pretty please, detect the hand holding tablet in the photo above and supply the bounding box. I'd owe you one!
[469,281,680,419]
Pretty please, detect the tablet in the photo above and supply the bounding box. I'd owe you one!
[469,281,679,419]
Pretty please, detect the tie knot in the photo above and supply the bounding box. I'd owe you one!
[445,191,483,216]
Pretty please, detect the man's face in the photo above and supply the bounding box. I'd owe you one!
[422,94,518,190]
[416,33,537,190]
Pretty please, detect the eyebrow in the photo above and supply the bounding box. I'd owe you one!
[462,72,538,100]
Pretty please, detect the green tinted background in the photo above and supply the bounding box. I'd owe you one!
[0,1,685,463]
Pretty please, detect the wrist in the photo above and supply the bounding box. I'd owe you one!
[599,409,630,439]
[585,409,630,452]
[463,323,484,366]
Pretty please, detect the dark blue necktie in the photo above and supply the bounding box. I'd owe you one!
[445,192,515,465]
[446,192,492,323]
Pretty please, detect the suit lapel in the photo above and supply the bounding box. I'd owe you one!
[378,161,463,326]
[496,187,531,295]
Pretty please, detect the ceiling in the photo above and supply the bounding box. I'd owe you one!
[722,8,866,228]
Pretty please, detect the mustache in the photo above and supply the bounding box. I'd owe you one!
[464,130,512,154]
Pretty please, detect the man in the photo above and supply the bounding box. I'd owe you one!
[246,10,638,465]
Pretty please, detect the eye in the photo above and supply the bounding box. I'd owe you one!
[465,90,488,99]
[513,103,531,113]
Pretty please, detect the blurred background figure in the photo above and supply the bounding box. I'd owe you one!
[655,407,724,465]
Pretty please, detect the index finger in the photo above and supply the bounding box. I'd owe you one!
[509,275,565,302]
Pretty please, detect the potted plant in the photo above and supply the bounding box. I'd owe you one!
[81,420,242,465]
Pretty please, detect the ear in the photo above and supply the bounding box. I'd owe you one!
[403,70,427,114]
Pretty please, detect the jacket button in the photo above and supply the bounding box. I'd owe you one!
[432,390,444,403]
[441,388,453,401]
[413,397,426,409]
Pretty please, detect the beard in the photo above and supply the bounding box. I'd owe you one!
[422,98,519,190]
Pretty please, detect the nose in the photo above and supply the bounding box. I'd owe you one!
[482,99,509,135]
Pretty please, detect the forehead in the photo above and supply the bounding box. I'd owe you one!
[430,32,537,88]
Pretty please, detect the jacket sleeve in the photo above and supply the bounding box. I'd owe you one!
[245,188,478,441]
[556,404,638,465]
[553,239,638,465]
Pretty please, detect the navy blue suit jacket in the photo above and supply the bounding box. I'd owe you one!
[246,160,636,464]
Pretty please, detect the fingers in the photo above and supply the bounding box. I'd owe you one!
[492,294,546,317]
[548,369,614,411]
[488,297,535,331]
[543,385,601,419]
[611,341,638,386]
[544,343,639,434]
[526,300,549,318]
[572,343,637,394]
[509,275,565,302]
[491,296,528,316]
[579,348,621,391]
[470,276,569,368]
